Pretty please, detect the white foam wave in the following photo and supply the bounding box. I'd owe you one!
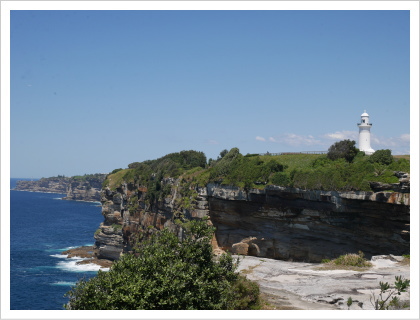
[51,281,77,286]
[56,259,109,272]
[51,254,93,261]
[59,246,78,251]
[50,254,68,259]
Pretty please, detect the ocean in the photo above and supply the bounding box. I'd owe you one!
[9,178,107,310]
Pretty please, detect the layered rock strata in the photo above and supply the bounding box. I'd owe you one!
[207,184,409,261]
[94,178,409,263]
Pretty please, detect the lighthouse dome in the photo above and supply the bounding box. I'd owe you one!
[361,111,369,117]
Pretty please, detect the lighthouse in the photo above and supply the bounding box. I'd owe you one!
[357,110,375,155]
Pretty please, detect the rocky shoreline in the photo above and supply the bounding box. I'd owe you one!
[61,246,113,269]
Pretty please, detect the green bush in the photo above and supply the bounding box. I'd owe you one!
[65,220,261,310]
[209,148,288,189]
[332,251,372,268]
[209,147,242,181]
[389,158,410,172]
[369,149,393,165]
[291,156,383,191]
[270,172,291,186]
[347,276,410,310]
[111,224,122,231]
[230,275,261,310]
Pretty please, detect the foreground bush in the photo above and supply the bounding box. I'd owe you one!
[65,220,261,310]
[347,276,410,310]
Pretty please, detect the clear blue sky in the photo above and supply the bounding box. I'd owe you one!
[8,9,411,178]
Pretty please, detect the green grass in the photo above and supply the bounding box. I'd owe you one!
[259,154,323,173]
[104,169,133,190]
[393,155,410,160]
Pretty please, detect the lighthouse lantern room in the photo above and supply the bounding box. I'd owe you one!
[357,110,375,155]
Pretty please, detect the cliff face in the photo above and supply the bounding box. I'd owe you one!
[62,175,106,202]
[95,180,183,260]
[206,184,409,261]
[14,175,106,202]
[94,179,409,262]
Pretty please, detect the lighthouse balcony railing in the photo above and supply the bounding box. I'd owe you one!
[357,123,372,126]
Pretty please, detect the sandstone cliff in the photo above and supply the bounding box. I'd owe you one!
[93,177,409,262]
[62,174,106,202]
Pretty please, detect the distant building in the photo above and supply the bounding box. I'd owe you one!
[357,110,375,155]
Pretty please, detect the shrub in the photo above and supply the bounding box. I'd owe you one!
[389,158,410,172]
[327,140,359,163]
[128,162,142,169]
[218,149,229,159]
[291,158,373,191]
[369,149,393,165]
[332,251,372,268]
[209,148,242,181]
[347,276,410,310]
[65,220,261,310]
[111,224,122,231]
[230,275,261,310]
[264,159,286,172]
[311,156,332,168]
[244,153,259,157]
[270,172,291,186]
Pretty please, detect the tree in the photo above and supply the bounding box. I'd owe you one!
[218,149,229,160]
[327,140,359,163]
[369,149,393,165]
[65,220,261,310]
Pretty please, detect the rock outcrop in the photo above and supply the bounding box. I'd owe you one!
[369,171,410,193]
[93,177,410,263]
[94,181,182,260]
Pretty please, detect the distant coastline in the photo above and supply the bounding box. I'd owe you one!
[12,175,106,202]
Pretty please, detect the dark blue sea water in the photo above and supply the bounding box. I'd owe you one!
[10,178,106,310]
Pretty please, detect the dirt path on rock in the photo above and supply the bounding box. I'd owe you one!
[236,255,410,310]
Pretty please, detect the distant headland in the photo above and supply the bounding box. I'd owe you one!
[13,174,106,202]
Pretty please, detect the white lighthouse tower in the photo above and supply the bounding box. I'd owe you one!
[357,110,375,155]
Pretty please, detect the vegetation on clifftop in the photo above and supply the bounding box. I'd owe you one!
[103,143,409,193]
